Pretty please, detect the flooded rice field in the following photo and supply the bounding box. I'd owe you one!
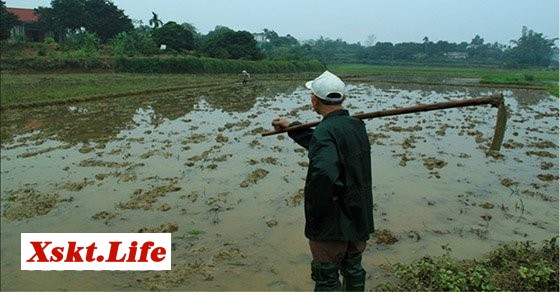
[1,77,558,290]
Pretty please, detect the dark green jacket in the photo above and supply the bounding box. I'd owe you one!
[289,109,374,241]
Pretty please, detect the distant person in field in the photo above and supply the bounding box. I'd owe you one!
[241,70,250,85]
[272,71,374,291]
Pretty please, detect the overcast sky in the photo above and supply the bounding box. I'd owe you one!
[5,0,559,45]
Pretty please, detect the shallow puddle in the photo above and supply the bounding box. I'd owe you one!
[1,78,558,290]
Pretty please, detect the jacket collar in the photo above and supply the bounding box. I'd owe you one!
[323,109,349,120]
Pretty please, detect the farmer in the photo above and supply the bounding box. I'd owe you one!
[272,71,374,291]
[241,70,250,84]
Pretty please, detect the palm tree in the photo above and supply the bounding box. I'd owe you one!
[423,36,429,54]
[149,12,163,29]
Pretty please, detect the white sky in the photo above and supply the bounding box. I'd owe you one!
[5,0,559,45]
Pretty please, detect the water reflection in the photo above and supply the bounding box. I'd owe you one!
[0,80,301,146]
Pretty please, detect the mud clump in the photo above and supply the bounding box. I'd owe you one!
[537,174,558,182]
[140,150,172,159]
[423,157,448,170]
[79,145,95,153]
[503,139,524,149]
[540,162,554,170]
[500,178,518,188]
[401,136,418,150]
[92,211,119,224]
[266,219,278,227]
[423,157,447,178]
[181,191,199,203]
[119,181,181,210]
[213,247,246,262]
[394,153,415,167]
[79,159,131,168]
[216,134,229,143]
[480,214,492,222]
[386,125,423,132]
[374,229,399,245]
[525,151,557,158]
[2,188,65,221]
[240,168,269,187]
[285,189,304,207]
[368,132,390,145]
[17,145,64,158]
[138,222,179,233]
[57,178,94,191]
[435,124,451,136]
[136,262,214,290]
[182,133,207,144]
[528,140,557,149]
[479,202,495,209]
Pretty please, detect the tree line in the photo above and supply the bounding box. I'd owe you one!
[1,0,558,68]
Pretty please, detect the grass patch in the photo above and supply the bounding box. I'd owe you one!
[329,64,486,78]
[329,64,559,96]
[376,237,559,291]
[0,73,235,106]
[1,66,557,107]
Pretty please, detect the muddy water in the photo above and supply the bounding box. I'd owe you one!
[1,79,558,290]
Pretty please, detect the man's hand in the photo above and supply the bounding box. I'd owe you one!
[272,117,290,131]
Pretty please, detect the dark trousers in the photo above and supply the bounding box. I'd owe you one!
[309,240,366,263]
[309,240,367,291]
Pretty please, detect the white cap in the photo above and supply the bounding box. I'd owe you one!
[305,71,345,103]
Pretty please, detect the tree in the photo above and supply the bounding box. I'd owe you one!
[260,28,298,56]
[36,0,86,42]
[369,42,394,61]
[36,0,131,43]
[181,22,197,35]
[422,36,430,54]
[0,0,21,40]
[470,34,484,46]
[506,26,558,67]
[151,21,194,51]
[50,0,86,32]
[111,31,156,56]
[149,12,163,29]
[202,26,263,60]
[35,6,58,39]
[365,34,376,47]
[83,0,133,43]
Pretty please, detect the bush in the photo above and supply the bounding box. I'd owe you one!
[111,31,157,57]
[0,57,112,72]
[63,31,99,52]
[151,22,194,52]
[114,56,325,74]
[377,238,559,291]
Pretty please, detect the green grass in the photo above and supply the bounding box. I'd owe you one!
[329,64,559,96]
[377,238,559,291]
[1,65,558,107]
[329,64,487,78]
[479,72,559,96]
[0,73,237,106]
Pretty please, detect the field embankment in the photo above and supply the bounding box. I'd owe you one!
[0,72,322,109]
[0,55,325,74]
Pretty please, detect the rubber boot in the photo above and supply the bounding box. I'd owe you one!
[340,254,366,291]
[311,261,342,291]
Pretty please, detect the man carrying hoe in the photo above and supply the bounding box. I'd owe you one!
[272,71,374,291]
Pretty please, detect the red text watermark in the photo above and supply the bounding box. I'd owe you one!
[21,233,171,270]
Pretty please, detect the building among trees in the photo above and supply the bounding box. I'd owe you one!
[6,7,49,42]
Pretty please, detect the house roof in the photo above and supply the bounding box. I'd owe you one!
[6,8,39,22]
